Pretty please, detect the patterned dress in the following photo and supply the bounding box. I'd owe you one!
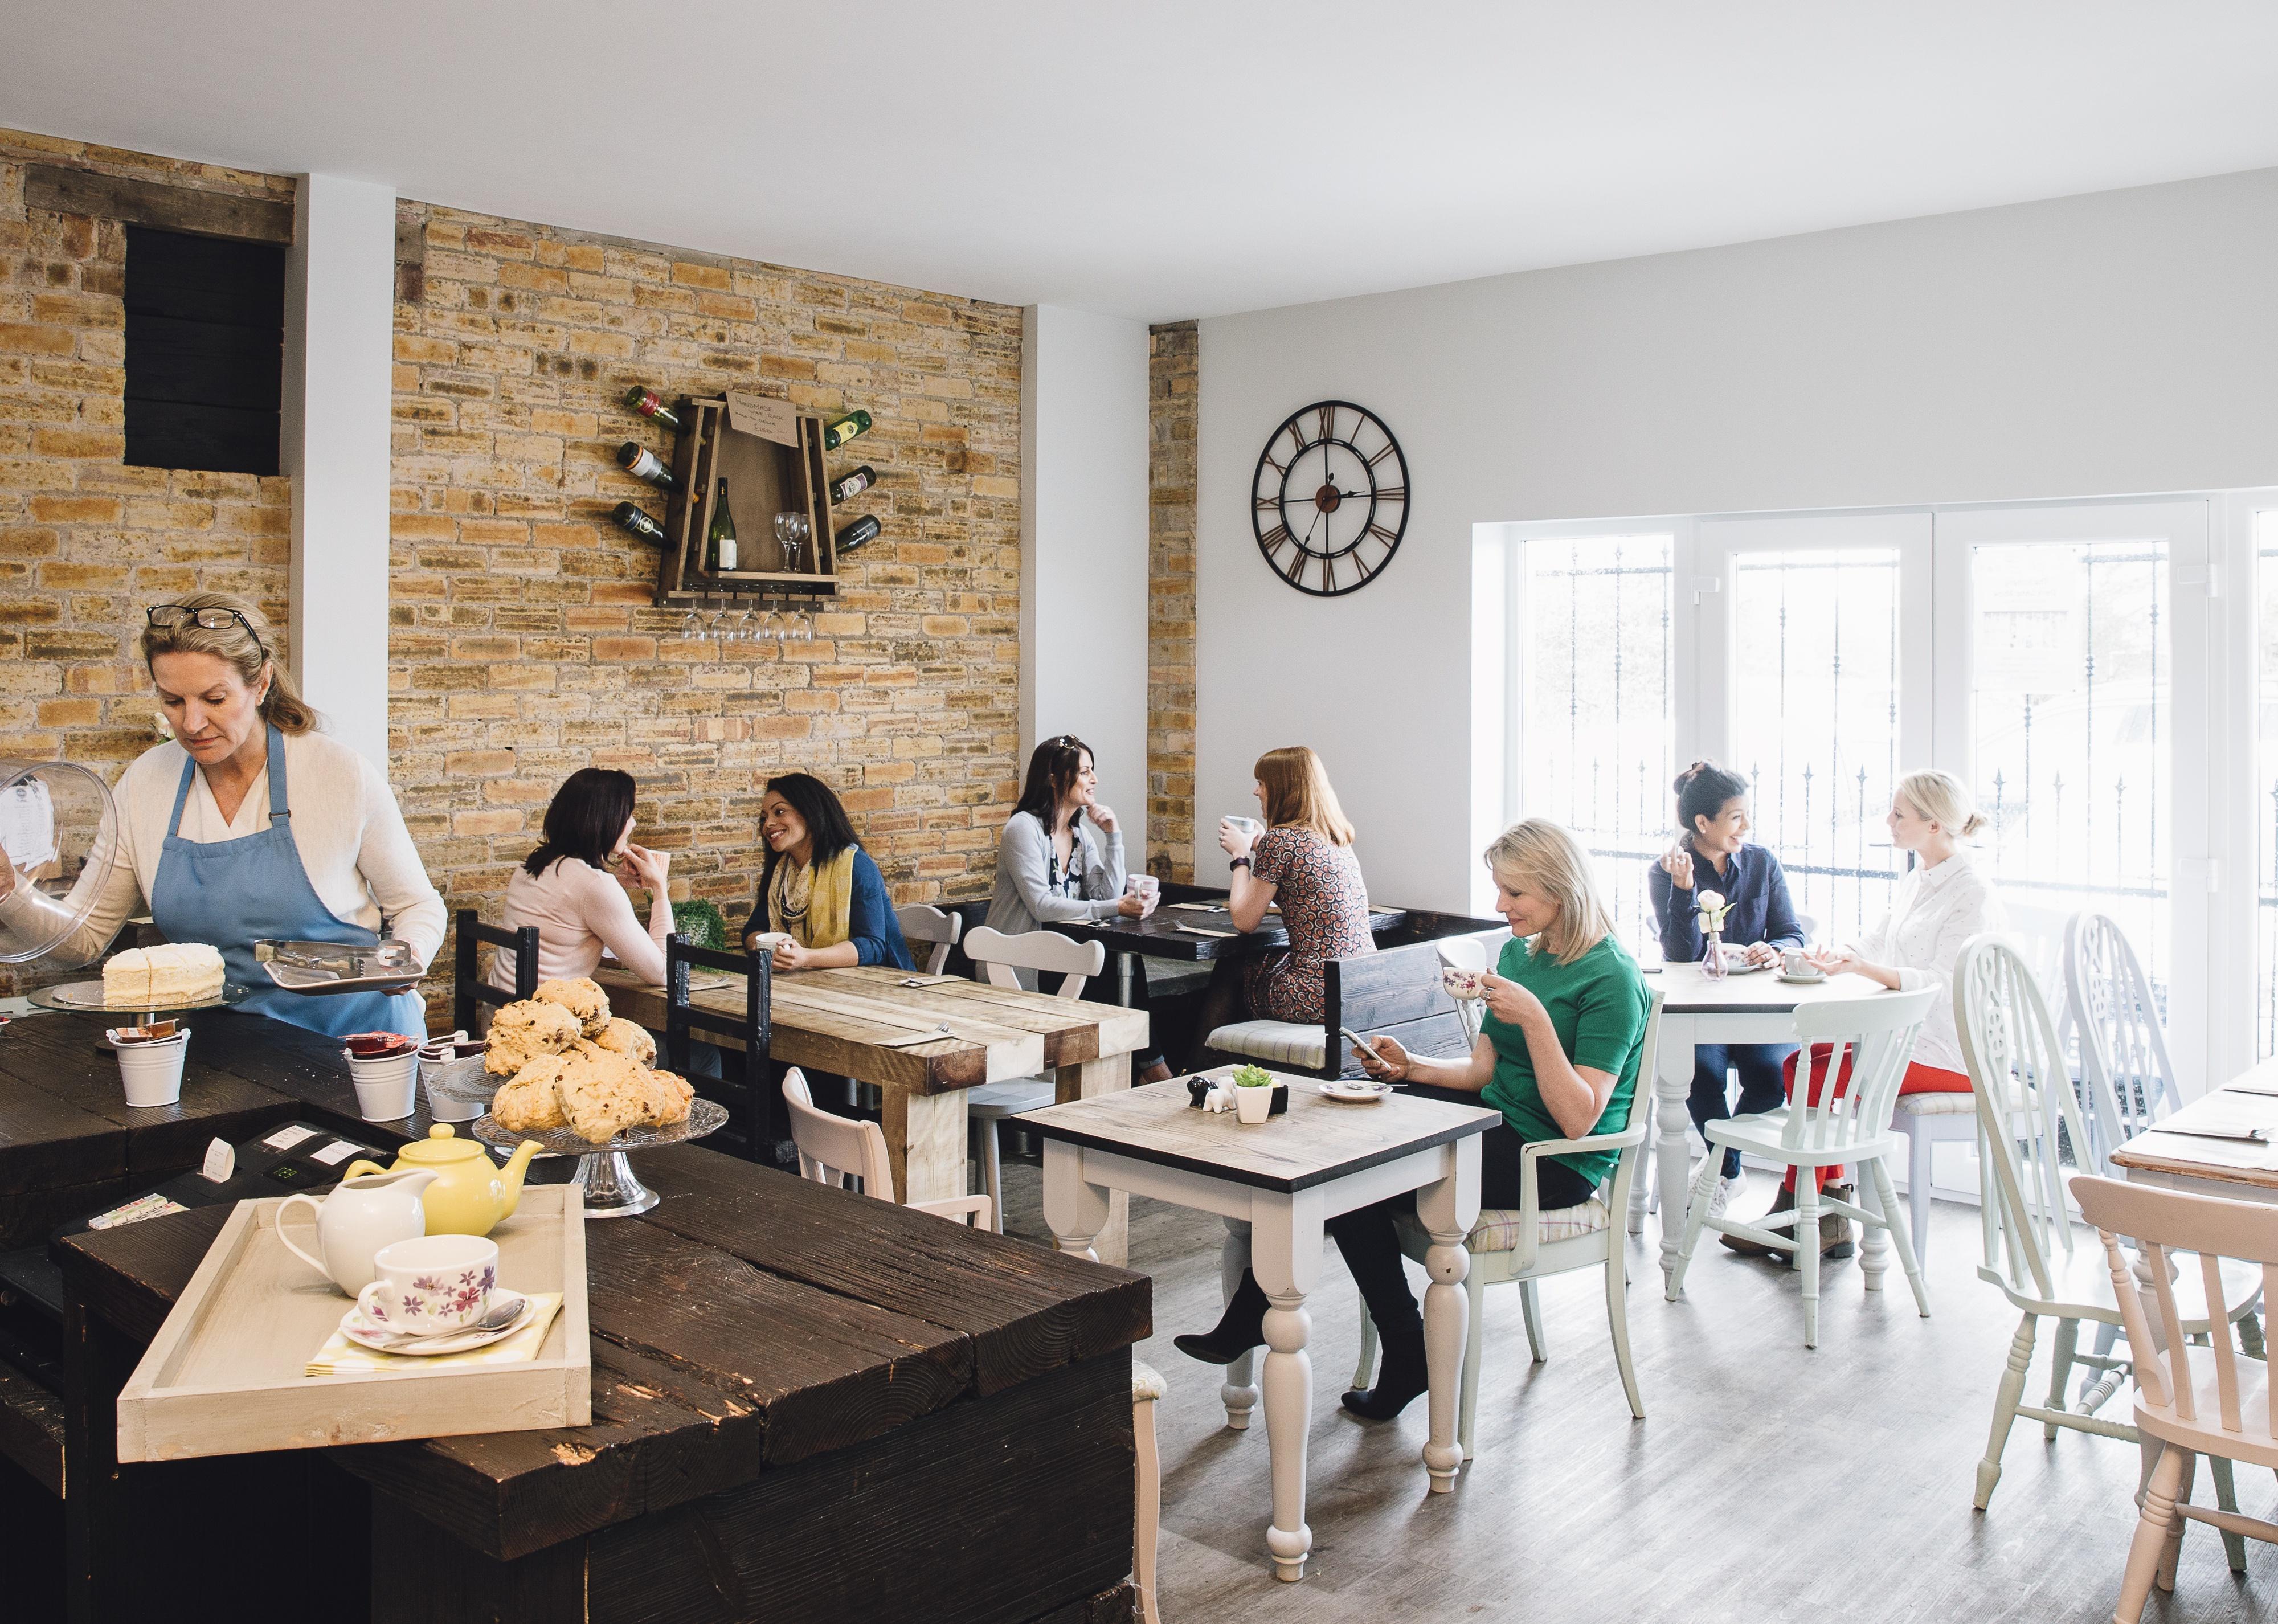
[1241,827,1374,1022]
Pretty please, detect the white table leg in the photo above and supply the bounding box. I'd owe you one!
[1218,1218,1258,1431]
[1041,1140,1112,1263]
[1414,1134,1481,1494]
[1250,1193,1323,1582]
[1655,1014,1698,1287]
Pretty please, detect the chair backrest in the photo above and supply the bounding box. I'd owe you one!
[2074,1173,2278,1436]
[2067,910,2181,1171]
[451,909,539,1034]
[1324,938,1479,1080]
[664,935,772,1160]
[1956,933,2098,1302]
[783,1067,895,1195]
[894,903,962,976]
[1793,911,1819,944]
[962,925,1103,997]
[1780,988,1936,1160]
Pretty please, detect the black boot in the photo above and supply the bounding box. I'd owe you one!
[1173,1273,1269,1365]
[1342,1308,1429,1421]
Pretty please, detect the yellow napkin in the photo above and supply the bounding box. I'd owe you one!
[306,1292,563,1377]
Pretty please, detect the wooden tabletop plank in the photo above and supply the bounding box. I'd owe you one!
[1022,1071,1499,1193]
[2112,1082,2278,1189]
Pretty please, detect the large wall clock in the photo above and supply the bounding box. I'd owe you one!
[1250,399,1409,597]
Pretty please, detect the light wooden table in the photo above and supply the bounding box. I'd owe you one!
[1637,963,1890,1284]
[598,966,1152,1263]
[2111,1057,2278,1201]
[1024,1073,1497,1583]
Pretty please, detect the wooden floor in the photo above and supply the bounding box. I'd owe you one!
[994,1162,2278,1624]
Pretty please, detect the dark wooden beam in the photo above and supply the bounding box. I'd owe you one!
[395,214,426,305]
[23,164,293,245]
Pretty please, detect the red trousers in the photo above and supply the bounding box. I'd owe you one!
[1776,1045,1970,1192]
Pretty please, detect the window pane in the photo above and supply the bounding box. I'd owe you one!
[1971,536,2170,1013]
[1519,534,1672,952]
[1730,549,1905,942]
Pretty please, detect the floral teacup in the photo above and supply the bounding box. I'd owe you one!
[1440,966,1487,1001]
[354,1234,498,1336]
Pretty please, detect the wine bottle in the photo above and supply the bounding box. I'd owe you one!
[821,410,872,451]
[611,502,668,545]
[622,386,685,432]
[616,441,676,489]
[828,464,876,504]
[707,478,738,572]
[835,514,880,554]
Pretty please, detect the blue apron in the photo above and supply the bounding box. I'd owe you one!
[149,724,426,1040]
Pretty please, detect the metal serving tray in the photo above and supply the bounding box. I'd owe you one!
[253,939,423,996]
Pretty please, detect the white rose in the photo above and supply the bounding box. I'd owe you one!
[1696,890,1724,911]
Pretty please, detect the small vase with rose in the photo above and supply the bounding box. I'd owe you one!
[1696,889,1733,981]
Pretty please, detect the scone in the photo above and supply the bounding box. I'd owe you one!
[493,1054,571,1131]
[485,999,582,1075]
[535,977,611,1037]
[557,1065,651,1143]
[592,1016,656,1068]
[643,1069,694,1126]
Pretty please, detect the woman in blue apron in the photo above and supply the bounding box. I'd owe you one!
[0,593,445,1040]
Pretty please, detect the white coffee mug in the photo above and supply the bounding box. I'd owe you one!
[749,931,796,954]
[355,1233,498,1336]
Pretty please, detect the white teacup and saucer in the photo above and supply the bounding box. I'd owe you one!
[1778,949,1827,986]
[340,1234,531,1354]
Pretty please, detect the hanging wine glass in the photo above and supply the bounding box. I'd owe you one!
[796,598,815,641]
[679,598,702,641]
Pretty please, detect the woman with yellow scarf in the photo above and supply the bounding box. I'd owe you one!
[744,772,915,971]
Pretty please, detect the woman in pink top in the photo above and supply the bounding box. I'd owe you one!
[488,768,674,990]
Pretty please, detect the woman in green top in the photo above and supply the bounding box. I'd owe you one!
[1172,819,1653,1421]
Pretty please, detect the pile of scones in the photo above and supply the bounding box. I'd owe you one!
[485,977,695,1143]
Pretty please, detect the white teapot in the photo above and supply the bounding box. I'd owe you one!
[275,1167,439,1295]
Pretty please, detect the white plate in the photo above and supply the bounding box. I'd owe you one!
[1778,972,1829,985]
[340,1291,531,1356]
[1319,1081,1390,1104]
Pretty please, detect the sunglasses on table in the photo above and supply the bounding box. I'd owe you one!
[146,604,268,660]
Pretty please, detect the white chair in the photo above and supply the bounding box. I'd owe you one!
[1352,992,1661,1457]
[783,1067,993,1226]
[1131,1359,1165,1624]
[1669,988,1935,1347]
[1956,936,2252,1554]
[2073,1175,2277,1613]
[1435,935,1490,1044]
[959,925,1106,1232]
[2067,911,2183,1173]
[894,902,962,976]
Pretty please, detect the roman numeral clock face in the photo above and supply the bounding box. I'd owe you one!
[1250,400,1409,596]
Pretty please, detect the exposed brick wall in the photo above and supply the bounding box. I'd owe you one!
[389,201,1025,1018]
[1146,321,1197,883]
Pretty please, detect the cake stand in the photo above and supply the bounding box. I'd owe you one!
[30,980,252,1027]
[472,1099,728,1218]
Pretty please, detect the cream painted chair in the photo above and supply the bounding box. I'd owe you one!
[894,902,962,976]
[959,925,1105,1232]
[2067,910,2184,1173]
[1131,1357,1165,1624]
[1435,935,1490,1044]
[1955,935,2251,1560]
[783,1068,992,1228]
[1352,992,1661,1457]
[1669,988,1935,1347]
[2073,1175,2277,1614]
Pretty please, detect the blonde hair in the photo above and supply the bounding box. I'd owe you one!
[1895,768,1986,838]
[1483,818,1615,967]
[1254,746,1355,846]
[138,591,318,735]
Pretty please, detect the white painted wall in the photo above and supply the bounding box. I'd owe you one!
[1019,305,1151,832]
[1196,166,2278,909]
[281,173,397,770]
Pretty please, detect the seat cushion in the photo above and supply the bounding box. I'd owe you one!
[1131,1359,1167,1403]
[1469,1198,1610,1254]
[1892,1091,1976,1117]
[1205,1020,1325,1071]
[964,1078,1057,1117]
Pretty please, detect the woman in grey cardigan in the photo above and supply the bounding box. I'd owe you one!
[986,734,1168,1077]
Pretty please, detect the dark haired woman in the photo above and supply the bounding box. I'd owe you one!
[987,735,1168,1077]
[490,767,673,991]
[745,772,914,972]
[1647,761,1802,1220]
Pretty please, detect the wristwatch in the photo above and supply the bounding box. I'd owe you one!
[1230,856,1251,870]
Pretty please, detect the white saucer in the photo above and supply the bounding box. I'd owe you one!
[1778,971,1829,985]
[341,1291,531,1356]
[1319,1080,1390,1103]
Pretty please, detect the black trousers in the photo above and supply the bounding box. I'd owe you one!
[1327,1105,1597,1373]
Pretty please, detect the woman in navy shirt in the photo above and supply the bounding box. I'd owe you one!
[1647,762,1803,1214]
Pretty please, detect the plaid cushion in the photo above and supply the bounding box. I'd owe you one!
[1131,1359,1167,1403]
[1467,1197,1611,1254]
[1205,1020,1325,1071]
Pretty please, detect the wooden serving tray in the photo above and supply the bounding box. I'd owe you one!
[116,1185,589,1462]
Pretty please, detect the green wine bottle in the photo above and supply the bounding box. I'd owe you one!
[622,386,685,432]
[612,502,667,545]
[835,514,880,554]
[828,464,876,503]
[821,410,872,451]
[616,441,676,489]
[707,478,738,572]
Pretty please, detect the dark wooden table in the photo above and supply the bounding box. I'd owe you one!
[10,1010,1152,1624]
[1056,886,1496,964]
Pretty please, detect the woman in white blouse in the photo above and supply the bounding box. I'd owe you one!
[1726,768,2002,1260]
[489,768,673,990]
[0,593,444,1038]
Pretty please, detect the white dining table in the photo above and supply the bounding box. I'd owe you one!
[1023,1072,1496,1583]
[1630,961,1889,1284]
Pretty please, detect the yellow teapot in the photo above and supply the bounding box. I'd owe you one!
[345,1124,542,1238]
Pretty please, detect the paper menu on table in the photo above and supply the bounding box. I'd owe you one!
[0,779,57,871]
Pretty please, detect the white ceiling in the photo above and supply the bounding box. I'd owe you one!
[9,1,2278,321]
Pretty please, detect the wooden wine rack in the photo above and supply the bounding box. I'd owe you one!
[653,398,841,605]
